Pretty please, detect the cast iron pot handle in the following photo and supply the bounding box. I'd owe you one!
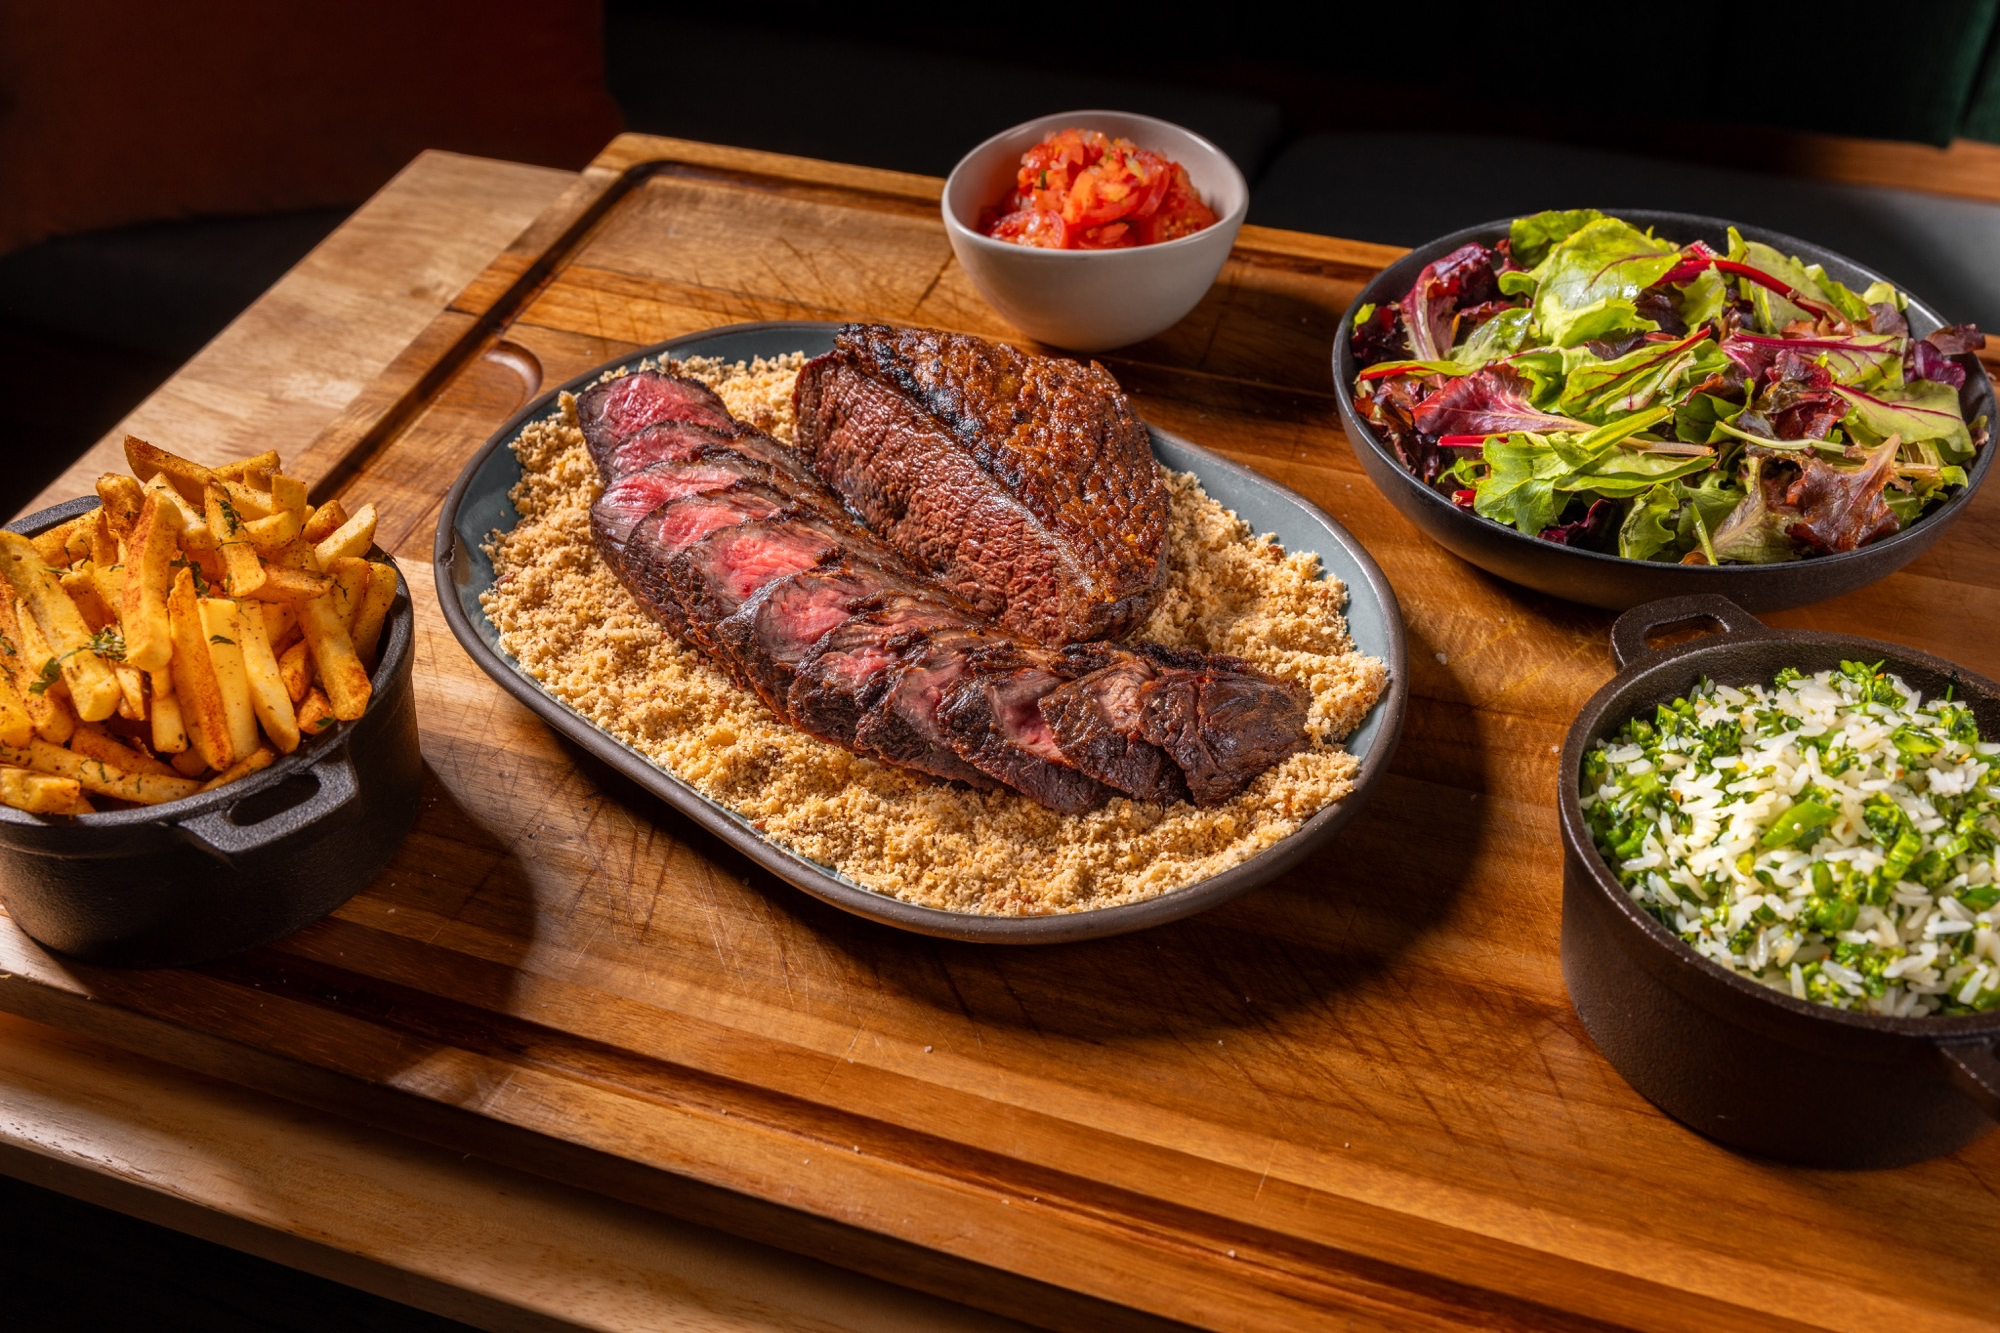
[174,748,359,864]
[1944,1042,2000,1119]
[1610,595,1768,671]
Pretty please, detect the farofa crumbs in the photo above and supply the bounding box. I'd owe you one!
[481,353,1388,915]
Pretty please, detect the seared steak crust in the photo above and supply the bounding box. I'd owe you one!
[794,325,1169,645]
[1138,667,1310,806]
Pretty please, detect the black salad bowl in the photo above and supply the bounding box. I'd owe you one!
[0,497,423,968]
[1559,594,2000,1167]
[1331,211,1997,612]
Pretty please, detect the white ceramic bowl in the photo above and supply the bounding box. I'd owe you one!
[941,109,1249,353]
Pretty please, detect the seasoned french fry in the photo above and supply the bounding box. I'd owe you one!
[234,600,299,754]
[143,473,212,550]
[30,512,96,567]
[0,765,83,815]
[259,601,295,646]
[125,436,215,507]
[296,585,371,721]
[296,686,337,739]
[200,745,276,791]
[167,568,234,770]
[148,668,188,754]
[70,720,180,779]
[120,491,185,673]
[206,483,266,598]
[238,508,302,556]
[197,598,259,761]
[111,662,146,722]
[95,474,147,541]
[216,478,274,520]
[242,563,331,602]
[271,473,308,520]
[301,499,348,545]
[59,570,114,630]
[212,450,280,484]
[52,792,95,815]
[0,738,201,805]
[351,561,398,663]
[0,593,73,744]
[0,668,31,748]
[314,502,377,567]
[86,511,127,607]
[328,555,369,626]
[0,531,122,722]
[170,748,208,778]
[278,639,312,704]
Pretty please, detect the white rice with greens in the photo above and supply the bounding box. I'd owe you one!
[1581,661,1999,1016]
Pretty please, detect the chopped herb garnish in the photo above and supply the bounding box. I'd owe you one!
[208,634,234,645]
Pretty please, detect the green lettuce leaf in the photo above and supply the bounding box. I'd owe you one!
[1509,209,1605,268]
[1617,473,1743,562]
[1833,380,1976,461]
[1678,267,1729,330]
[1471,434,1571,534]
[1562,449,1719,498]
[1675,391,1747,444]
[1556,333,1716,424]
[1526,218,1680,348]
[1456,307,1535,367]
[1707,456,1800,564]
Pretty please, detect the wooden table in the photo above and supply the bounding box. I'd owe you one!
[5,135,1999,1332]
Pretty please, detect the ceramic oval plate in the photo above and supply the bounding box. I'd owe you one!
[434,321,1407,942]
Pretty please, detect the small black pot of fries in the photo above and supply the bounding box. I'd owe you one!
[0,437,421,967]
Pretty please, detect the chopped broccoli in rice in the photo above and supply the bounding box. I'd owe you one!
[1581,662,2000,1016]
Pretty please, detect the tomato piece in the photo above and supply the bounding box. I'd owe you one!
[1133,164,1218,244]
[1073,220,1136,250]
[984,207,1069,249]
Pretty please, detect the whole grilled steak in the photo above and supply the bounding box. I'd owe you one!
[794,325,1169,646]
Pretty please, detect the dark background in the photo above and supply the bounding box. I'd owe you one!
[3,1,1999,1325]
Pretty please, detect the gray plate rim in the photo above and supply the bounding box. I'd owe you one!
[432,320,1408,943]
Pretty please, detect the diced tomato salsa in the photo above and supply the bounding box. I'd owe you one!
[977,129,1219,250]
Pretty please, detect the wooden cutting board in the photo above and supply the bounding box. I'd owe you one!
[3,134,1997,1333]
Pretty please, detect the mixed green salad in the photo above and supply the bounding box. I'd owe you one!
[1350,209,1989,563]
[1581,662,1999,1016]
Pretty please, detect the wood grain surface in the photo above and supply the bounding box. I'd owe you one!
[4,133,1998,1332]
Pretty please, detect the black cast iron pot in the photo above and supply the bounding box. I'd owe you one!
[1331,211,1997,612]
[1558,594,2000,1167]
[0,497,423,968]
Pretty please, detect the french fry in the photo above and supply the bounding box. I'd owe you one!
[200,746,276,791]
[234,600,299,754]
[296,585,371,721]
[69,720,180,779]
[328,555,369,627]
[147,668,187,754]
[278,639,312,704]
[0,593,73,744]
[197,598,259,761]
[120,492,185,673]
[59,570,114,630]
[351,561,398,663]
[52,793,95,816]
[167,568,234,770]
[296,686,336,739]
[242,564,330,602]
[111,662,146,722]
[271,473,308,520]
[86,511,127,607]
[212,450,280,484]
[0,531,122,722]
[238,508,302,556]
[301,499,348,545]
[0,738,201,805]
[216,478,274,520]
[0,765,83,815]
[206,483,267,598]
[260,601,296,646]
[125,436,215,507]
[314,502,377,567]
[143,473,212,550]
[170,748,208,778]
[30,512,96,567]
[95,474,147,541]
[0,668,31,748]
